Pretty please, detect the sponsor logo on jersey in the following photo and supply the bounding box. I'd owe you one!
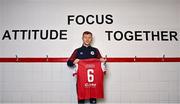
[84,83,96,88]
[80,52,83,55]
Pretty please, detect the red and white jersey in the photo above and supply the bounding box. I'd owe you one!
[74,58,106,100]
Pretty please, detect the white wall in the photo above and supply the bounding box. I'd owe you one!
[0,0,179,57]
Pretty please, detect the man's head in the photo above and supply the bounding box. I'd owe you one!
[82,31,93,46]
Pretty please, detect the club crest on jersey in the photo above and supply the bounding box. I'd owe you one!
[90,51,95,55]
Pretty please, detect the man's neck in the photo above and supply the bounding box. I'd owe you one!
[83,44,90,47]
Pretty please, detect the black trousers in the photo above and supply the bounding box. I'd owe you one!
[78,98,96,104]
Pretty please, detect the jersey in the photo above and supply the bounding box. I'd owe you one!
[75,58,105,100]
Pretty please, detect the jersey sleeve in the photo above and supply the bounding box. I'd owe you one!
[72,64,78,77]
[95,48,102,59]
[67,49,78,67]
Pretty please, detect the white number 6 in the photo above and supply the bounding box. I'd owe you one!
[87,69,94,82]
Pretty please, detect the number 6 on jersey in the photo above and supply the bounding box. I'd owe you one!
[87,69,94,82]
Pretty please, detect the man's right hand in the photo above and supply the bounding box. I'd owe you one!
[73,59,80,64]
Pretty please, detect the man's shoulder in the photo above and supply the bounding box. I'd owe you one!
[91,46,100,51]
[76,46,82,51]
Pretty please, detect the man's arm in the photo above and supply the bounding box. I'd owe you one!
[67,49,77,67]
[96,48,107,62]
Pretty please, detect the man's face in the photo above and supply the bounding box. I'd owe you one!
[82,34,92,46]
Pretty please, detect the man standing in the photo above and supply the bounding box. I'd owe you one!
[67,31,106,104]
